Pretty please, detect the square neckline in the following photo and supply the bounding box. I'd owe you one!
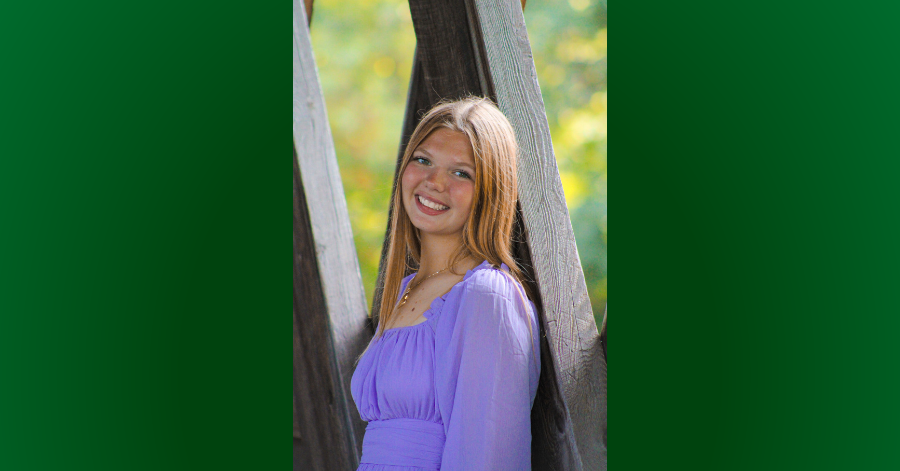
[382,260,491,333]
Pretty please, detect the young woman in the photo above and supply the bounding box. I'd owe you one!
[351,97,541,470]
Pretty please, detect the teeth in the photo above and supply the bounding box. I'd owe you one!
[418,196,449,211]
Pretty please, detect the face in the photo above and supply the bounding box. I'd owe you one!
[401,128,477,240]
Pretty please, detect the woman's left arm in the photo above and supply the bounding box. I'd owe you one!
[435,274,540,471]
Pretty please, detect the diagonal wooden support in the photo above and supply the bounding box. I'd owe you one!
[373,1,607,469]
[293,1,370,469]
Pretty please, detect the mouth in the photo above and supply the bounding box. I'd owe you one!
[415,194,450,214]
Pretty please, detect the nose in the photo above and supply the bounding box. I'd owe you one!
[425,168,447,192]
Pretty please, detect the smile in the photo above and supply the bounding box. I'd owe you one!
[416,195,450,211]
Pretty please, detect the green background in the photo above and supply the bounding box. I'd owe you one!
[2,0,899,470]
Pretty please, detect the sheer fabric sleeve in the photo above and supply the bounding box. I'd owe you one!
[433,268,541,471]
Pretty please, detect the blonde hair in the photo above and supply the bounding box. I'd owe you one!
[374,97,530,340]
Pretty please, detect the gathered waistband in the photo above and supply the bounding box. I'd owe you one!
[360,418,445,469]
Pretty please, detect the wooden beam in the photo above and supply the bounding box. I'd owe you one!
[601,306,607,359]
[408,0,485,103]
[293,159,355,470]
[293,375,301,441]
[600,308,607,446]
[293,1,370,469]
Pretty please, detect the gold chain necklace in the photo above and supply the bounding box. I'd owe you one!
[398,265,452,307]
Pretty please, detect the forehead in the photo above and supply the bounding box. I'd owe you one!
[416,128,475,166]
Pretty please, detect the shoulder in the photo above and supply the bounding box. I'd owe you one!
[460,264,524,302]
[451,261,534,325]
[438,262,537,358]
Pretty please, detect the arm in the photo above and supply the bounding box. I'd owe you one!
[435,273,540,471]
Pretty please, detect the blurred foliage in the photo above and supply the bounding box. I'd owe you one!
[310,0,607,326]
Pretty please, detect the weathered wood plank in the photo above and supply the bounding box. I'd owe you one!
[293,160,352,470]
[600,309,607,449]
[408,0,484,104]
[293,1,371,469]
[467,0,607,468]
[293,370,302,467]
[600,307,606,360]
[293,376,301,440]
[294,155,368,470]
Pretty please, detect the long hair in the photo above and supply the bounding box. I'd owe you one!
[375,97,528,340]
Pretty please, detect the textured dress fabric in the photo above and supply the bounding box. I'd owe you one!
[351,260,541,471]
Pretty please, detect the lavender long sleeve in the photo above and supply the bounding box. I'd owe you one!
[434,268,541,470]
[351,261,541,471]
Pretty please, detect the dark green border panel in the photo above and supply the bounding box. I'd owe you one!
[618,1,900,470]
[1,1,282,469]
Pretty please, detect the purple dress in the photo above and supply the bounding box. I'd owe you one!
[351,260,541,471]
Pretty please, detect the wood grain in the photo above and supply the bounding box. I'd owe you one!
[601,307,607,361]
[293,1,371,469]
[293,159,354,470]
[408,0,485,104]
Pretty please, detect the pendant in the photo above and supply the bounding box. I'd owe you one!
[398,286,412,307]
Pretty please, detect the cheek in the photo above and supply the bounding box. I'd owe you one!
[452,182,476,212]
[401,166,421,193]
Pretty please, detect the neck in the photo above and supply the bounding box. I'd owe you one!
[417,232,479,276]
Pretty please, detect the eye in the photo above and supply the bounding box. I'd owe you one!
[453,170,473,180]
[412,156,430,165]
